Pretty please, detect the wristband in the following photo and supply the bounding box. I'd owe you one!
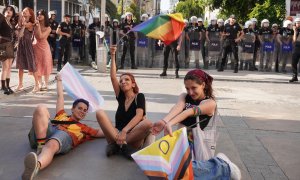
[193,106,201,117]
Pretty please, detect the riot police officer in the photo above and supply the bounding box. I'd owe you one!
[71,13,85,63]
[251,18,260,70]
[119,12,137,69]
[187,16,201,68]
[56,14,72,71]
[88,17,100,69]
[218,15,244,73]
[277,20,294,73]
[198,18,208,69]
[206,17,222,68]
[258,19,274,71]
[48,11,58,63]
[290,18,300,82]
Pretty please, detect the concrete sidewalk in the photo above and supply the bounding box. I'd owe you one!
[0,66,299,180]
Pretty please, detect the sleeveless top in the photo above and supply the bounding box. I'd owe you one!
[180,94,212,130]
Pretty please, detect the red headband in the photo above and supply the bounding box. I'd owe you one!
[186,69,213,85]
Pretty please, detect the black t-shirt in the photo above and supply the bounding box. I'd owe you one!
[279,28,294,42]
[295,28,300,47]
[0,14,13,40]
[187,25,200,41]
[49,19,58,37]
[115,91,146,131]
[259,27,273,41]
[223,23,242,40]
[88,23,100,37]
[121,20,136,40]
[58,22,72,38]
[180,94,212,130]
[71,21,85,38]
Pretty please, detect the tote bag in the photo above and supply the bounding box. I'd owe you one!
[192,107,218,161]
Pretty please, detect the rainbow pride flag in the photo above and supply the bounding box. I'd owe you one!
[131,13,185,45]
[59,63,105,112]
[132,127,194,180]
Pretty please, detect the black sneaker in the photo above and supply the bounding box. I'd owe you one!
[106,143,120,157]
[8,87,14,94]
[120,144,137,160]
[289,76,298,83]
[234,69,238,73]
[160,72,167,76]
[217,67,224,72]
[131,66,138,69]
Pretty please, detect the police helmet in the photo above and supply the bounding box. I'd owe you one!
[125,12,133,17]
[272,23,278,28]
[224,19,229,25]
[190,16,197,23]
[197,18,203,22]
[261,19,269,27]
[294,18,300,23]
[48,10,56,18]
[244,20,253,29]
[73,13,80,17]
[211,17,217,24]
[251,18,258,23]
[121,14,126,19]
[113,19,119,23]
[283,20,293,28]
[141,14,149,19]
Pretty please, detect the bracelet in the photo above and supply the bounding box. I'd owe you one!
[162,119,168,125]
[193,106,201,117]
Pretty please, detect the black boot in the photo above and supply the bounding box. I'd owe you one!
[289,75,298,83]
[217,66,224,72]
[175,70,179,78]
[1,80,10,95]
[160,69,167,76]
[6,78,13,94]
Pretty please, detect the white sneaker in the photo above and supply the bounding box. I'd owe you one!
[91,62,98,70]
[22,152,39,180]
[217,153,241,180]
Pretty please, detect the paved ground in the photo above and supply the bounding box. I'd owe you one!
[0,66,299,180]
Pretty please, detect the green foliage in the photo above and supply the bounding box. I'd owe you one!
[175,0,204,19]
[210,0,286,25]
[249,0,286,25]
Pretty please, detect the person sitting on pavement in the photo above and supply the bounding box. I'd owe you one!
[153,69,216,134]
[152,69,241,179]
[22,74,105,180]
[96,45,153,160]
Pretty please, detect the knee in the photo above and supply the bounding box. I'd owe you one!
[142,119,153,130]
[45,139,60,152]
[34,104,49,117]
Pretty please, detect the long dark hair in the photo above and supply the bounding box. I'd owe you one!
[184,74,215,100]
[37,9,49,27]
[3,5,16,24]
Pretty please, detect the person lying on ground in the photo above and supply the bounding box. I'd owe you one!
[22,74,105,180]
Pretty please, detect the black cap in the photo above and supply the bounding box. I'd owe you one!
[64,14,71,18]
[230,14,236,19]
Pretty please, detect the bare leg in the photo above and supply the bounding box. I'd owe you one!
[32,104,50,139]
[38,139,59,169]
[44,75,50,88]
[1,60,9,80]
[16,69,24,90]
[127,119,152,149]
[32,72,40,92]
[96,109,118,144]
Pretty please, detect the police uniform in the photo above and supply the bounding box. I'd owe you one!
[290,28,300,82]
[48,19,58,62]
[252,26,260,70]
[57,21,72,71]
[278,27,294,72]
[206,24,222,67]
[198,24,207,68]
[240,28,255,70]
[71,21,85,61]
[120,20,136,69]
[187,24,201,68]
[218,22,242,72]
[88,22,100,62]
[258,27,274,71]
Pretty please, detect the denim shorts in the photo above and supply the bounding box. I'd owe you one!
[28,121,73,154]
